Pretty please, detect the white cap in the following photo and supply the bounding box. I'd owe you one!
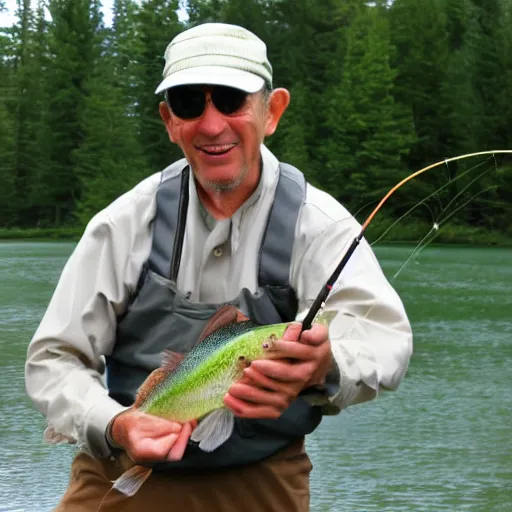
[155,23,273,94]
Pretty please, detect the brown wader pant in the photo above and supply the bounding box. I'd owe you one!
[54,439,311,511]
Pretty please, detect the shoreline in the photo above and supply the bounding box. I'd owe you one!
[1,226,511,247]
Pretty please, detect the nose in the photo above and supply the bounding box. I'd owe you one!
[195,92,227,137]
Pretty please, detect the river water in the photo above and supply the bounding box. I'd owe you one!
[0,242,510,511]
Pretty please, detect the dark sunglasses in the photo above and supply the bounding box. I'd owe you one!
[165,85,249,120]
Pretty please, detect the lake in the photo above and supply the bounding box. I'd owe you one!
[0,242,510,511]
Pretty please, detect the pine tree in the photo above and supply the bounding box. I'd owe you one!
[135,0,184,173]
[320,3,416,209]
[42,0,103,226]
[0,2,17,226]
[266,82,314,180]
[73,0,150,225]
[389,0,451,168]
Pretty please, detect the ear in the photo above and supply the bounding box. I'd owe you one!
[159,101,178,143]
[264,88,290,137]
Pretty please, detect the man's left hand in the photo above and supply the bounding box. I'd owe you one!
[224,322,332,419]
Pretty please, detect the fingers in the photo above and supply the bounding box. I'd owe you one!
[167,421,193,461]
[224,320,333,421]
[282,322,302,341]
[263,340,316,361]
[241,366,297,392]
[131,432,180,462]
[228,382,291,410]
[249,358,315,383]
[300,323,329,346]
[113,410,198,464]
[223,393,283,420]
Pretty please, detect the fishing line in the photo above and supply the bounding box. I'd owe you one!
[301,150,512,332]
[370,157,496,246]
[389,184,498,281]
[380,161,500,278]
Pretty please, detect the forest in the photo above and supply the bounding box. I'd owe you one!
[1,0,511,244]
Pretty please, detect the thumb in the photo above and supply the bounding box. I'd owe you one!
[282,322,302,342]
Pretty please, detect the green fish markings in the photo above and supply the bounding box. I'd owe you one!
[141,320,286,423]
[112,305,337,497]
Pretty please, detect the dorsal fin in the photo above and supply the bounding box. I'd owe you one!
[134,351,185,407]
[162,349,185,372]
[195,305,244,346]
[135,306,249,408]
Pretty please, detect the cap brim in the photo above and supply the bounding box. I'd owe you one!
[155,66,265,94]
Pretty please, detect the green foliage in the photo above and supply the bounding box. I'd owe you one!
[135,0,184,171]
[73,0,151,226]
[320,3,416,208]
[0,0,510,244]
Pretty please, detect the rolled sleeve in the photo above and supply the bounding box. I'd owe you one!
[25,212,135,456]
[293,188,413,414]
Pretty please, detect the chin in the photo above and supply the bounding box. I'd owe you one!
[205,176,243,192]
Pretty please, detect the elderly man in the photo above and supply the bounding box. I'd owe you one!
[26,22,412,511]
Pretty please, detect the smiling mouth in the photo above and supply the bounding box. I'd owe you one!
[197,143,236,156]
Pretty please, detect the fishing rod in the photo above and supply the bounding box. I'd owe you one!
[300,150,512,331]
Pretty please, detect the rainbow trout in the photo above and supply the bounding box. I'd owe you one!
[112,305,336,497]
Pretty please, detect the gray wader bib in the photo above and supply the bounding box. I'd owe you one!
[106,160,323,472]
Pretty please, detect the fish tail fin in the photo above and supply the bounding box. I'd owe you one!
[190,408,235,452]
[112,465,153,497]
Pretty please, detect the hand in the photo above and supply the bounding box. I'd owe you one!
[110,409,197,463]
[224,322,332,420]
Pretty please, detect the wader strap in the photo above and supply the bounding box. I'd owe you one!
[169,168,190,281]
[258,163,306,286]
[148,159,189,278]
[148,160,306,287]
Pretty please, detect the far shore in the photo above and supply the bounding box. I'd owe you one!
[1,225,511,247]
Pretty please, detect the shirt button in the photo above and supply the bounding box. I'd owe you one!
[213,246,223,257]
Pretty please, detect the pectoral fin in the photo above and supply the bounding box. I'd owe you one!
[112,465,153,497]
[190,408,235,452]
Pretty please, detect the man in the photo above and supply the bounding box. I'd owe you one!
[25,23,413,511]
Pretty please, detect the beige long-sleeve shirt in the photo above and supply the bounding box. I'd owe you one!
[25,145,413,458]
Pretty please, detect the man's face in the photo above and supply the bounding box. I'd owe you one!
[160,85,287,193]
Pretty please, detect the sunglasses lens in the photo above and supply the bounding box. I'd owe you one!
[212,86,248,115]
[165,86,249,119]
[166,86,205,119]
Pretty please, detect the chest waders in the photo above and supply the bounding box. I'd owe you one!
[106,160,323,472]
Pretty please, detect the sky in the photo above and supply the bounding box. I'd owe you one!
[0,0,187,27]
[1,0,116,26]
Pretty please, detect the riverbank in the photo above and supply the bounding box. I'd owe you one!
[1,221,511,247]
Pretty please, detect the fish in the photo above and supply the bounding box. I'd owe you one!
[112,304,337,497]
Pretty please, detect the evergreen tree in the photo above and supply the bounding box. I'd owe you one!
[135,0,184,173]
[73,0,150,225]
[320,3,416,209]
[0,2,17,226]
[42,0,103,226]
[389,0,451,168]
[266,82,314,179]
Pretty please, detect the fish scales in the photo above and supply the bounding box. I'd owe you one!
[140,321,288,421]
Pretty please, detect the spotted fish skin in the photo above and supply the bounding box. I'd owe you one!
[140,321,289,422]
[111,310,337,497]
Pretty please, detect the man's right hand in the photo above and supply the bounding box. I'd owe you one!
[110,409,196,463]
